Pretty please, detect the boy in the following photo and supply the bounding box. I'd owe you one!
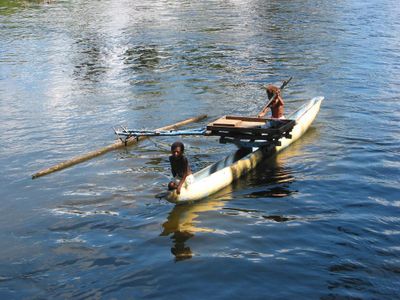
[168,141,193,194]
[257,85,285,119]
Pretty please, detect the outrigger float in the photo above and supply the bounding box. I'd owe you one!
[114,79,324,204]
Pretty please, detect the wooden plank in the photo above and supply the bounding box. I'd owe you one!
[207,126,281,134]
[207,115,265,128]
[225,115,266,122]
[212,119,243,127]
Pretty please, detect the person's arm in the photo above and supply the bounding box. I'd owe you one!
[257,87,281,118]
[275,94,284,107]
[257,105,269,118]
[176,157,190,194]
[258,94,278,118]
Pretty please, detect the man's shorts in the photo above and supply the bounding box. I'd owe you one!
[262,116,286,128]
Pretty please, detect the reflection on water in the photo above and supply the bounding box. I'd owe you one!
[169,231,194,261]
[123,45,161,71]
[245,160,296,198]
[246,185,294,198]
[0,0,53,14]
[161,191,229,261]
[73,35,108,83]
[263,214,296,222]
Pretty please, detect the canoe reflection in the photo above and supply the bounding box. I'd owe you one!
[243,162,296,199]
[170,231,194,261]
[160,187,231,261]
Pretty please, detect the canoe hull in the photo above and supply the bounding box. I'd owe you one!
[165,97,324,204]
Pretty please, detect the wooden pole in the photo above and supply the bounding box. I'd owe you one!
[32,114,207,179]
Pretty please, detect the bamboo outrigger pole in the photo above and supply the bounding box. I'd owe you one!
[32,114,207,179]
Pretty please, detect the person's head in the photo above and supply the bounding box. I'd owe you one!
[266,85,274,100]
[171,141,184,158]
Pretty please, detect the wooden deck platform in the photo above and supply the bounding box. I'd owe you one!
[206,115,296,147]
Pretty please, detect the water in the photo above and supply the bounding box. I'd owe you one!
[1,0,399,298]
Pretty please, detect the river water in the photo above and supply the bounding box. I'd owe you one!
[1,0,399,299]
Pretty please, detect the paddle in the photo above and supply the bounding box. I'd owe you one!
[257,76,292,118]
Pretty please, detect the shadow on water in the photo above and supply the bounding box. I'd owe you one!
[72,34,108,83]
[240,157,296,198]
[123,45,161,71]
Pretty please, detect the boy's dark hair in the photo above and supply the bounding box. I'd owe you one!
[267,90,273,100]
[171,141,184,152]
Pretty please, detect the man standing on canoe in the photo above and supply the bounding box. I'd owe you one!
[257,84,285,119]
[168,141,193,195]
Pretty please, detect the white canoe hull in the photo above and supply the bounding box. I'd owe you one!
[165,97,324,204]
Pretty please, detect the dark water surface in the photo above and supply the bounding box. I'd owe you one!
[1,0,399,299]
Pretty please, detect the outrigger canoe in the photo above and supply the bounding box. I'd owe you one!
[163,96,324,204]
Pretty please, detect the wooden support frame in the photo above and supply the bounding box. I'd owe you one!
[206,115,295,147]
